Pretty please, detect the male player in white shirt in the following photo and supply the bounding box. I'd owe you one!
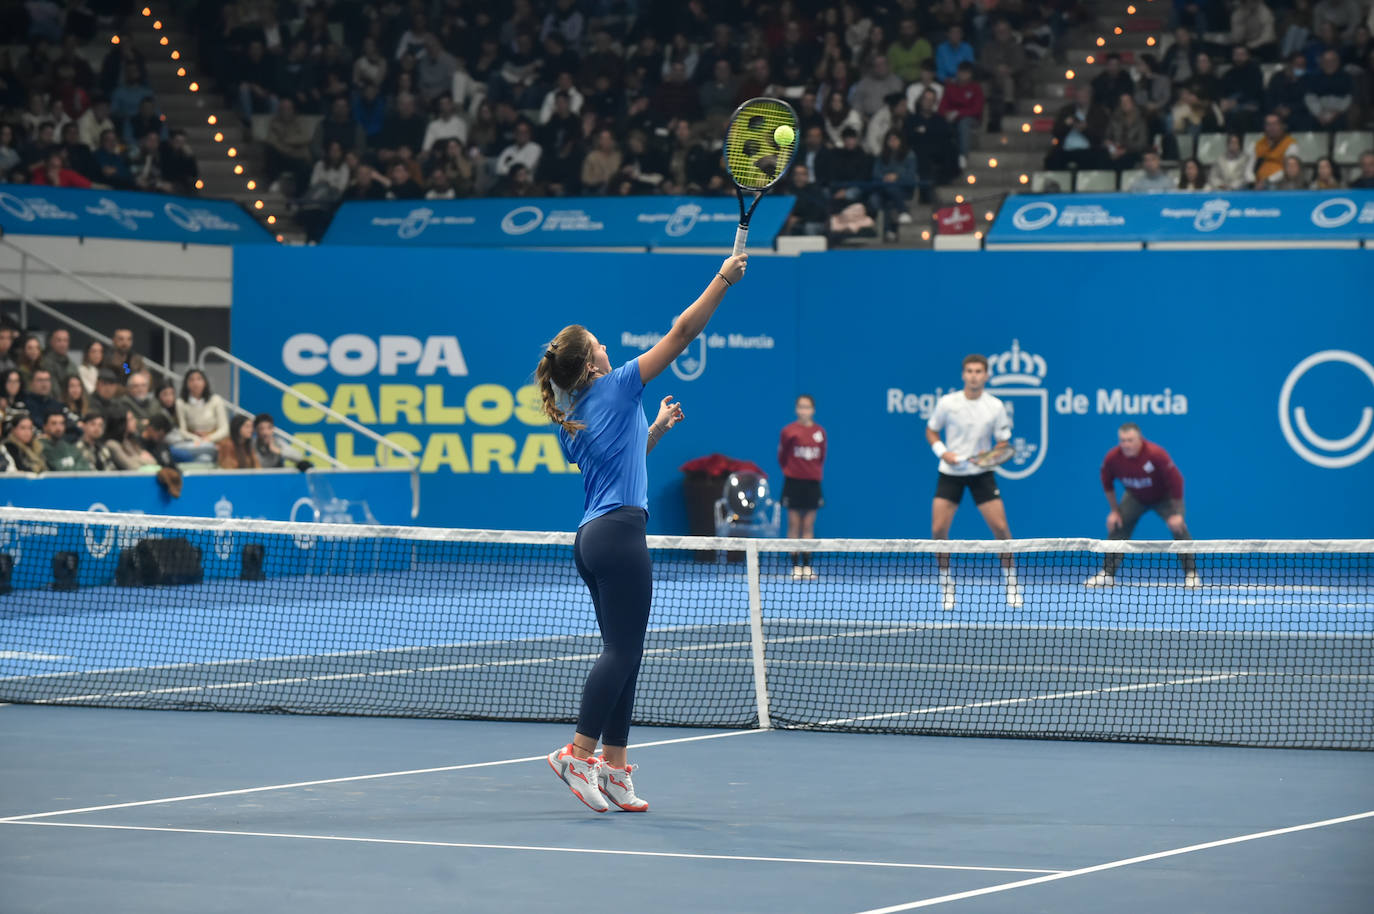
[925,353,1021,609]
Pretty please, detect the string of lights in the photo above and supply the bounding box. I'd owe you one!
[110,7,285,242]
[1008,0,1162,193]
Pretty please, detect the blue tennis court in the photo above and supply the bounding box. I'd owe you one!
[2,516,1371,911]
[2,706,1372,913]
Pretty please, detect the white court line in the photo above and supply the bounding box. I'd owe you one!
[0,728,769,823]
[23,627,920,705]
[2,820,1062,875]
[816,674,1245,727]
[849,809,1374,913]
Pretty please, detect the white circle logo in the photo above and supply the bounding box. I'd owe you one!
[1278,350,1374,469]
[398,207,434,239]
[0,192,36,221]
[84,502,116,558]
[1193,199,1229,232]
[664,203,702,237]
[164,202,201,231]
[501,205,544,235]
[1011,202,1057,231]
[1310,198,1357,229]
[290,496,318,549]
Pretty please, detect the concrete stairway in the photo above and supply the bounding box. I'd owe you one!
[124,18,301,241]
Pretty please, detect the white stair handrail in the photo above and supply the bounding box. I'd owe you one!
[0,280,180,381]
[1,238,197,367]
[198,346,420,518]
[0,282,336,472]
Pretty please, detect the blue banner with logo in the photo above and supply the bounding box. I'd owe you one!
[0,468,413,524]
[321,195,794,248]
[0,185,273,244]
[988,191,1374,243]
[233,246,1374,538]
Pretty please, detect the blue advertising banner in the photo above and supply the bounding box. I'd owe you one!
[321,195,794,248]
[0,185,273,244]
[0,468,414,525]
[233,246,1374,538]
[988,191,1374,243]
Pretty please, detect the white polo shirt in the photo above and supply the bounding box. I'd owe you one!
[927,390,1012,476]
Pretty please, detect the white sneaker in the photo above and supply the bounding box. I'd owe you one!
[940,573,956,611]
[791,565,805,579]
[897,212,913,224]
[598,761,649,812]
[802,565,816,579]
[1084,572,1116,587]
[547,744,608,812]
[1184,572,1201,588]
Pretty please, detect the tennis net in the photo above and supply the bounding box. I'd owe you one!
[0,508,1369,749]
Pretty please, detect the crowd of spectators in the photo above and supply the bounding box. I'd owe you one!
[1044,0,1374,190]
[0,8,202,195]
[0,322,302,475]
[187,0,1084,240]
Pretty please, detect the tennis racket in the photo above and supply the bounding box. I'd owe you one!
[967,441,1015,468]
[723,97,799,255]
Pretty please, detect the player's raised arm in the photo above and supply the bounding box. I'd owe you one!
[639,254,747,384]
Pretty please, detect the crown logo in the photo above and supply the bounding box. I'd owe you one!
[987,339,1047,387]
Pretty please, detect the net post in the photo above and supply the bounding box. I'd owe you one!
[745,542,771,729]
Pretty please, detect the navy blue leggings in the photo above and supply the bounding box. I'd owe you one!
[574,506,652,747]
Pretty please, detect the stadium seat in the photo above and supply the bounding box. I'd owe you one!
[1174,134,1195,162]
[252,115,322,143]
[1291,131,1330,162]
[1074,170,1118,192]
[1117,169,1180,191]
[1260,63,1284,86]
[1195,133,1228,165]
[1333,132,1374,165]
[1032,170,1073,192]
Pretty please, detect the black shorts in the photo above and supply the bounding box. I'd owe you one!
[934,471,1001,506]
[781,477,823,511]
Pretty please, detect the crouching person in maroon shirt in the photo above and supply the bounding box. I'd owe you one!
[1088,422,1200,588]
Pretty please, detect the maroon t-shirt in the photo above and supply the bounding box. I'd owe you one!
[1100,440,1184,505]
[778,421,826,481]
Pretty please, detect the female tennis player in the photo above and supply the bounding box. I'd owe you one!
[778,394,826,578]
[539,252,748,813]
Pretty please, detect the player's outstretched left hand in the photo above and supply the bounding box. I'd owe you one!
[656,395,685,430]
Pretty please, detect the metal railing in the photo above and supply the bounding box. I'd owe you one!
[198,346,421,519]
[0,278,333,474]
[0,280,181,381]
[0,238,197,370]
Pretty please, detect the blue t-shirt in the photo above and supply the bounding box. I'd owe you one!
[558,358,649,528]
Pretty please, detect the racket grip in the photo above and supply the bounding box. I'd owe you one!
[732,224,749,256]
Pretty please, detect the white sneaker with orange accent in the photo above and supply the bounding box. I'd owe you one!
[547,744,608,812]
[599,762,649,812]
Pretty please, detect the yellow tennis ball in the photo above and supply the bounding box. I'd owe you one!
[773,125,795,147]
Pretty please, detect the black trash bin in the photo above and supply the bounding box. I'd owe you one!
[682,471,726,562]
[680,455,765,562]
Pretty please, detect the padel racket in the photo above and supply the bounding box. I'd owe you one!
[724,97,799,255]
[967,441,1015,468]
